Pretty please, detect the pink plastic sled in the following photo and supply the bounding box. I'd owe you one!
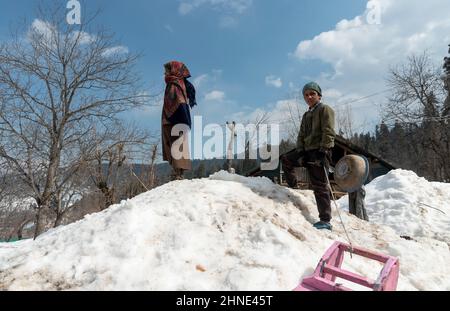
[294,241,399,291]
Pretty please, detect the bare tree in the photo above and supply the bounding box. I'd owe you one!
[234,112,270,174]
[335,104,355,140]
[0,3,152,238]
[88,123,151,210]
[385,52,450,181]
[51,167,89,227]
[283,91,305,144]
[386,52,445,122]
[0,160,34,240]
[147,142,160,189]
[124,140,161,199]
[91,144,124,210]
[444,44,450,115]
[0,161,9,205]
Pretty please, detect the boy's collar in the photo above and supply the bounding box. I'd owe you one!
[308,101,322,111]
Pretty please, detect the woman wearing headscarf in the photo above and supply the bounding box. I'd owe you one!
[162,61,197,180]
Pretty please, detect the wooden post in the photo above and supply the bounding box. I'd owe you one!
[226,121,236,174]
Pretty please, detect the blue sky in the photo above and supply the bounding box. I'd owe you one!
[0,1,364,129]
[1,0,449,153]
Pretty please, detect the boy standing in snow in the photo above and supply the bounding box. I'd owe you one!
[281,82,335,230]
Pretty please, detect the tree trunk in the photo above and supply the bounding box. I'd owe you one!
[99,186,115,210]
[54,212,63,228]
[17,218,32,240]
[33,206,42,240]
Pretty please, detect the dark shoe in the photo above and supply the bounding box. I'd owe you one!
[313,221,332,230]
[285,175,298,188]
[287,182,299,189]
[173,174,184,180]
[170,168,184,181]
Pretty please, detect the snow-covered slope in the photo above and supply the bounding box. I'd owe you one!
[0,170,449,290]
[338,169,450,245]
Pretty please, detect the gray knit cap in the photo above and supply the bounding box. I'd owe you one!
[302,82,322,96]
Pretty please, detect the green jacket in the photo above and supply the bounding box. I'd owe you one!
[297,102,335,152]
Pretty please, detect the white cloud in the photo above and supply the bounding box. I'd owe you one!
[178,2,194,15]
[27,19,115,54]
[322,88,343,99]
[227,0,253,14]
[28,19,97,52]
[31,19,55,37]
[265,75,283,88]
[193,74,209,88]
[178,0,252,15]
[164,24,174,33]
[70,31,96,44]
[178,0,252,27]
[212,69,223,76]
[204,90,225,101]
[219,16,238,29]
[227,97,306,142]
[193,70,223,89]
[29,19,56,44]
[102,46,129,58]
[292,0,450,131]
[271,99,304,124]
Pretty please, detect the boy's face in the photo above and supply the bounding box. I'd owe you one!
[303,90,321,108]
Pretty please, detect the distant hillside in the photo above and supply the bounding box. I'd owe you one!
[133,158,230,183]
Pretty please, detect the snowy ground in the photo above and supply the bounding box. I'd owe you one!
[338,170,450,245]
[0,169,449,290]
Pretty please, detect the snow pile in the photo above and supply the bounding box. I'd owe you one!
[0,170,449,290]
[338,169,450,245]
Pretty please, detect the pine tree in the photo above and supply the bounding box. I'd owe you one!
[443,44,450,115]
[377,122,391,160]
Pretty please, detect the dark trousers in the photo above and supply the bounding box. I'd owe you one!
[281,149,332,223]
[280,149,303,188]
[349,186,368,221]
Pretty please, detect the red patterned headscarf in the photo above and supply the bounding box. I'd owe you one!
[163,61,191,118]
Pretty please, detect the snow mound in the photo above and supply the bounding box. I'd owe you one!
[1,171,449,290]
[338,169,450,244]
